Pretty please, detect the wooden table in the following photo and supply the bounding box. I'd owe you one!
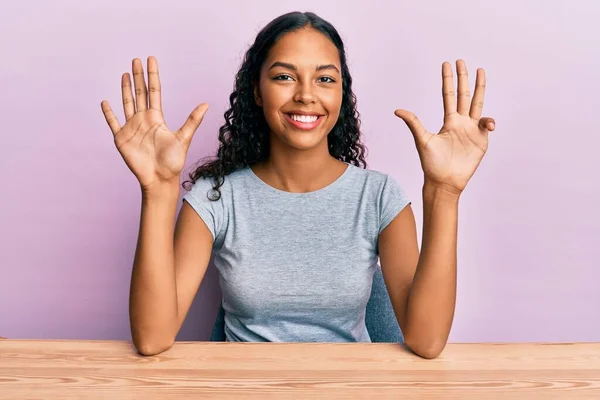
[1,340,599,399]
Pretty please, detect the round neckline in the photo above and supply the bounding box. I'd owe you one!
[246,163,353,197]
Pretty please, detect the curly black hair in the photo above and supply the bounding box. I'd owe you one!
[182,11,367,200]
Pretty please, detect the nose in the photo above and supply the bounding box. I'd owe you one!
[293,81,316,104]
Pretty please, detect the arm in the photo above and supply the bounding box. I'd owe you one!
[99,56,213,356]
[386,59,496,358]
[129,180,214,356]
[378,182,459,359]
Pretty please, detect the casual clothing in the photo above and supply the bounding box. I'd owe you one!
[182,163,410,342]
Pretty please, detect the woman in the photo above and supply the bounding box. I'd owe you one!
[100,11,496,358]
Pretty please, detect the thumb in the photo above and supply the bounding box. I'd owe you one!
[394,109,427,145]
[478,117,496,140]
[478,117,496,132]
[177,103,209,145]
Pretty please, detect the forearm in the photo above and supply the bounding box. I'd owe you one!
[404,182,460,358]
[129,181,181,355]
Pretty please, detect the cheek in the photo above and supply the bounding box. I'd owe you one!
[258,88,287,132]
[260,82,287,109]
[325,91,343,122]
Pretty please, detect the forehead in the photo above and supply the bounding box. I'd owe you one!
[264,27,340,68]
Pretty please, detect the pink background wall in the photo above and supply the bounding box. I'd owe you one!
[1,0,598,342]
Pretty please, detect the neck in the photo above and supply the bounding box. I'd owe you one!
[254,139,346,193]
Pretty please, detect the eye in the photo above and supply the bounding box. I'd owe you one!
[273,74,293,81]
[318,76,336,84]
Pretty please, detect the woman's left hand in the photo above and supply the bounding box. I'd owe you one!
[394,59,496,196]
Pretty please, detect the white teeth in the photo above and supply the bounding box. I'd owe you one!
[291,114,318,123]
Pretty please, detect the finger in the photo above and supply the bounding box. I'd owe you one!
[394,108,428,145]
[479,117,496,132]
[101,101,121,135]
[469,68,486,120]
[442,61,456,118]
[147,56,162,111]
[132,58,148,112]
[456,60,471,115]
[121,73,135,120]
[177,103,209,145]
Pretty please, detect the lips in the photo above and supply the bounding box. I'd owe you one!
[284,112,325,131]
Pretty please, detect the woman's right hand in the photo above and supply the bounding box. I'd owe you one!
[101,57,209,191]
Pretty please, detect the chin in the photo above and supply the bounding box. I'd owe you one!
[279,130,329,151]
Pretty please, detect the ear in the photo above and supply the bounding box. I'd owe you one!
[253,82,262,107]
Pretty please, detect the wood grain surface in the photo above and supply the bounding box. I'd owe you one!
[1,340,599,399]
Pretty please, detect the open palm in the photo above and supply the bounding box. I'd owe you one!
[395,60,496,195]
[101,57,208,191]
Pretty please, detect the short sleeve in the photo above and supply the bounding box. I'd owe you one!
[182,177,225,242]
[378,174,411,234]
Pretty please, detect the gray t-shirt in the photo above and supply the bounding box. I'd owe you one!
[182,163,410,342]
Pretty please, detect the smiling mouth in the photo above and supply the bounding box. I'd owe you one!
[287,113,321,122]
[284,113,325,131]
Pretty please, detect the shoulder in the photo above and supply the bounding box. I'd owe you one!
[345,165,411,230]
[345,164,405,194]
[185,167,252,201]
[349,165,388,181]
[182,168,252,243]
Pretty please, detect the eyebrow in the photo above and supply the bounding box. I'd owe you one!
[268,61,340,74]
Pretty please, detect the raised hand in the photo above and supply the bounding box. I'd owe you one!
[394,60,496,195]
[101,57,209,191]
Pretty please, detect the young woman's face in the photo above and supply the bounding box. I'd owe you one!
[256,27,343,152]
